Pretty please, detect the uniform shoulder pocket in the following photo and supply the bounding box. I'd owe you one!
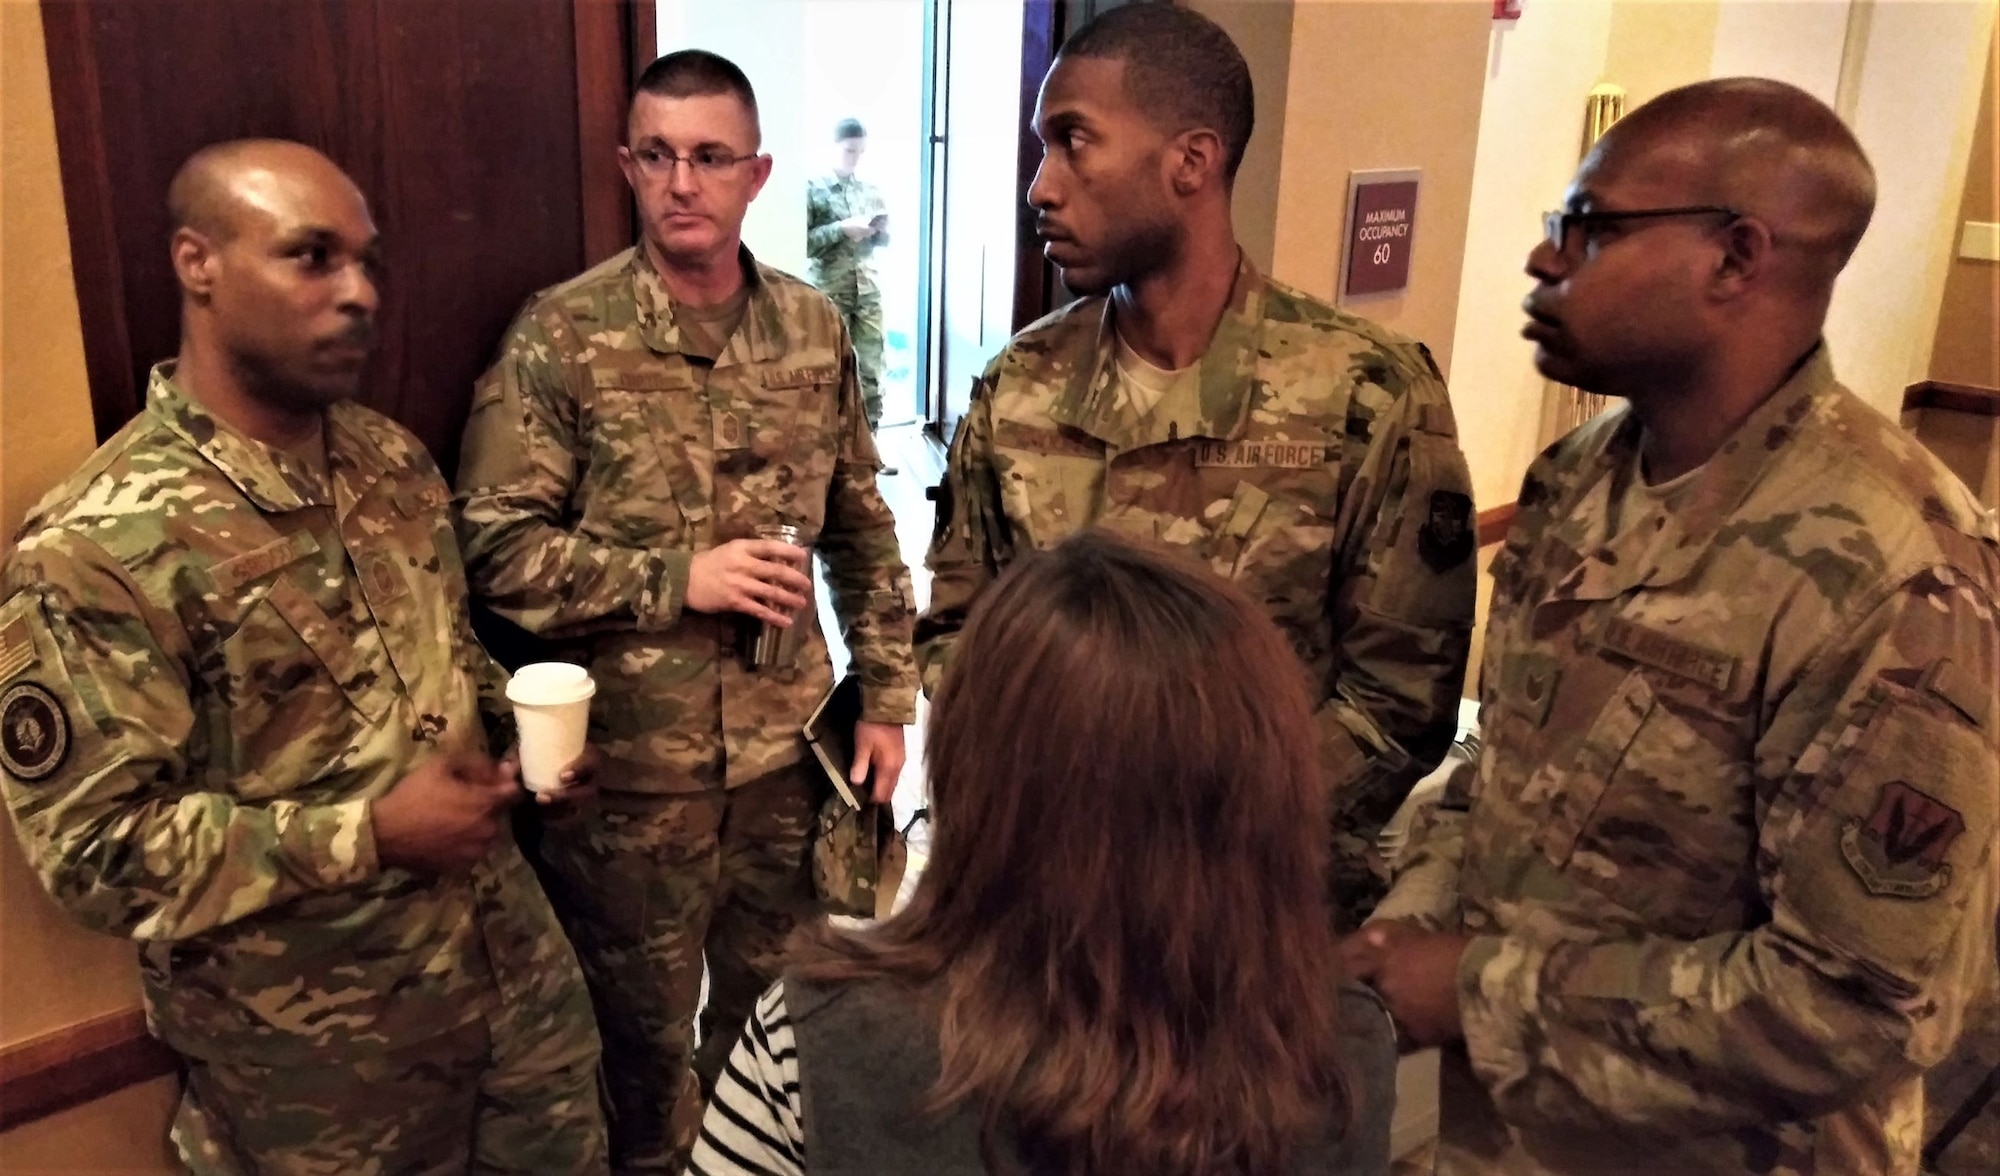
[1782,682,1996,986]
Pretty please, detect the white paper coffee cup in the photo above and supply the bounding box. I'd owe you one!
[506,662,596,794]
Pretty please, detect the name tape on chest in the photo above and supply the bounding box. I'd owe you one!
[211,532,323,595]
[763,365,840,390]
[1192,440,1330,469]
[1601,617,1738,695]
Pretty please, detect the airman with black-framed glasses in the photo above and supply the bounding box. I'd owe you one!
[1540,204,1743,256]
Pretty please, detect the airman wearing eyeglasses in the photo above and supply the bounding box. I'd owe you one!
[453,50,917,1173]
[1343,77,1999,1176]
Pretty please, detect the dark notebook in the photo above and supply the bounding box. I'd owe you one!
[804,674,865,809]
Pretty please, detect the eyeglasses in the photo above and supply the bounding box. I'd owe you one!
[1541,205,1742,253]
[628,145,759,180]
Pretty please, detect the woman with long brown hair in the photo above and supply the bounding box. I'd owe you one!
[690,530,1397,1175]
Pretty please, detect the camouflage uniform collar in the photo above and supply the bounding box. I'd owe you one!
[1556,344,1837,602]
[630,244,789,367]
[147,362,334,513]
[1048,251,1263,451]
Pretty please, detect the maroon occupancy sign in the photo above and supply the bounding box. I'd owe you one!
[1344,179,1420,299]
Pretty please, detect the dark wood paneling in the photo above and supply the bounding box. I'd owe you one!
[1905,379,2000,418]
[41,0,138,439]
[1010,0,1061,332]
[629,0,657,80]
[42,0,642,474]
[576,0,636,267]
[0,1007,176,1131]
[1477,503,1517,549]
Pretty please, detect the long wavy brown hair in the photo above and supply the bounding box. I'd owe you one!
[794,529,1349,1175]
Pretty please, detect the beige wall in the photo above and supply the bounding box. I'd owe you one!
[1831,0,1998,412]
[1269,0,1489,379]
[0,1,174,1165]
[1185,0,1296,273]
[1448,3,1618,510]
[1603,0,1720,108]
[0,1077,177,1175]
[1442,0,1997,510]
[1,0,96,547]
[1931,28,1999,389]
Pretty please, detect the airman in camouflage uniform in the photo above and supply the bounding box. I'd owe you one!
[454,54,916,1173]
[805,119,889,430]
[0,141,605,1175]
[917,6,1476,928]
[1350,80,1999,1175]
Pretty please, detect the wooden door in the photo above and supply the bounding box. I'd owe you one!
[42,0,649,474]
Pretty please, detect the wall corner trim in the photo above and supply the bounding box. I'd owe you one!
[0,1006,176,1131]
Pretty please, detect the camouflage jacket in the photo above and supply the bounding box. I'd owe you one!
[0,366,588,1067]
[805,173,885,298]
[454,247,916,793]
[919,256,1477,915]
[1375,348,2000,1174]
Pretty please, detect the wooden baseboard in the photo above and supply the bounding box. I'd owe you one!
[1477,503,1518,549]
[1904,380,2000,418]
[0,1007,177,1131]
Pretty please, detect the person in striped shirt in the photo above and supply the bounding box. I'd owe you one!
[691,529,1399,1175]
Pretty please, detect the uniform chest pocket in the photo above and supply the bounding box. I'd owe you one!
[723,374,841,530]
[218,576,393,799]
[1529,669,1756,936]
[587,385,707,545]
[991,436,1105,543]
[1210,482,1336,607]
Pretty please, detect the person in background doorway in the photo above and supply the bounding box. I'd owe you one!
[0,140,606,1175]
[454,52,917,1173]
[917,2,1477,932]
[806,118,891,444]
[1345,78,2000,1176]
[690,530,1399,1176]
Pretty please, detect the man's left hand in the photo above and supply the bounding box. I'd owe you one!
[851,721,906,806]
[1339,921,1472,1049]
[502,743,604,810]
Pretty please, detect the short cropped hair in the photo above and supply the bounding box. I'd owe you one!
[633,50,760,141]
[1061,3,1254,180]
[834,118,866,141]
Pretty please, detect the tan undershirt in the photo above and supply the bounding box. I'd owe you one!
[677,285,752,366]
[1607,441,1702,537]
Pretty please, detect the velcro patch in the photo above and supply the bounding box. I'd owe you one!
[592,369,684,391]
[1840,780,1965,899]
[1602,617,1738,695]
[1417,490,1475,572]
[211,532,321,594]
[1192,439,1330,469]
[362,556,411,606]
[764,365,839,390]
[1925,658,1992,730]
[0,616,35,684]
[1,681,70,782]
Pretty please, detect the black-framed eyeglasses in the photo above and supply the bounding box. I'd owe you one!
[629,145,759,180]
[1541,205,1742,253]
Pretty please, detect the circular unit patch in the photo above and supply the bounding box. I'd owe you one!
[0,682,70,782]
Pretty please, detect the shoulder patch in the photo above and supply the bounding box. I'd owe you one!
[1,681,70,782]
[1840,780,1965,899]
[1417,490,1475,572]
[0,615,36,684]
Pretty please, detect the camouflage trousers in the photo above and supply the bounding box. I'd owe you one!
[826,282,884,430]
[170,995,607,1175]
[536,763,821,1174]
